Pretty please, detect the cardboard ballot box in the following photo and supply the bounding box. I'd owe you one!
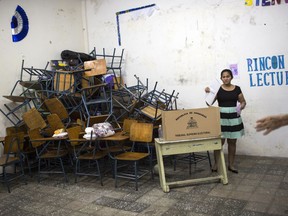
[161,106,221,141]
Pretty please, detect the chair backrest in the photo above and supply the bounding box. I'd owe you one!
[28,128,46,148]
[47,114,65,133]
[53,70,75,92]
[84,59,107,77]
[122,118,138,135]
[83,59,107,89]
[22,107,47,130]
[88,114,109,127]
[129,122,153,143]
[4,132,25,154]
[66,125,82,146]
[44,97,69,120]
[140,105,162,121]
[6,125,27,136]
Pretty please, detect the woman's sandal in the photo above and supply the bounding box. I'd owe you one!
[211,165,218,172]
[228,166,238,174]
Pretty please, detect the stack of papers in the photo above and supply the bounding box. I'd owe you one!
[205,78,221,106]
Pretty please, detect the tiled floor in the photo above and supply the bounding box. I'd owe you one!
[1,154,288,216]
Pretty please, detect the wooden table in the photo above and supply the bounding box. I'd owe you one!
[155,137,228,193]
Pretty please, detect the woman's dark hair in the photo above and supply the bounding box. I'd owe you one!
[221,69,233,79]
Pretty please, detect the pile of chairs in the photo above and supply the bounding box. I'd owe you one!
[0,47,182,192]
[1,102,157,192]
[1,47,179,130]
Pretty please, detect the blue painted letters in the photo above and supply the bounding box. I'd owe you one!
[247,55,287,87]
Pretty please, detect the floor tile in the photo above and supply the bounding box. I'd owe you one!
[1,154,288,216]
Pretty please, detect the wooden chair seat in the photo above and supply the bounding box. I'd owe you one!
[3,95,28,102]
[139,105,162,120]
[20,80,42,90]
[78,150,107,160]
[115,152,149,161]
[99,131,129,141]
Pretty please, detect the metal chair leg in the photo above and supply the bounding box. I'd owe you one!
[95,160,103,186]
[135,161,138,191]
[114,160,118,188]
[3,167,11,193]
[59,158,68,183]
[75,160,79,183]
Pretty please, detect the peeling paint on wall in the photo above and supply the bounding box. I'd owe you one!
[250,17,256,25]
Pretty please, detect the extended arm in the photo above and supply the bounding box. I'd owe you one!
[255,114,288,135]
[204,87,217,106]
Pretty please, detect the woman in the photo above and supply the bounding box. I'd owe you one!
[205,69,246,173]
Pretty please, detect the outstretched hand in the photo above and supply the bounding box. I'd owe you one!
[255,115,286,135]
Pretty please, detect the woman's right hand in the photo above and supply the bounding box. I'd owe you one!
[205,87,210,93]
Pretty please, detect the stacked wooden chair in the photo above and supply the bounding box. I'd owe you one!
[66,125,108,185]
[0,132,27,192]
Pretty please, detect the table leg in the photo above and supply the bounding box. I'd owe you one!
[155,144,170,192]
[215,149,228,185]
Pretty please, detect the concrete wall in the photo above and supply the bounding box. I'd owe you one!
[84,0,288,157]
[0,0,86,134]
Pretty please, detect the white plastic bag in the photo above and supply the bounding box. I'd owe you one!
[83,127,97,140]
[92,122,115,137]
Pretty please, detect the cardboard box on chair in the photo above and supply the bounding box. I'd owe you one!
[161,106,221,141]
